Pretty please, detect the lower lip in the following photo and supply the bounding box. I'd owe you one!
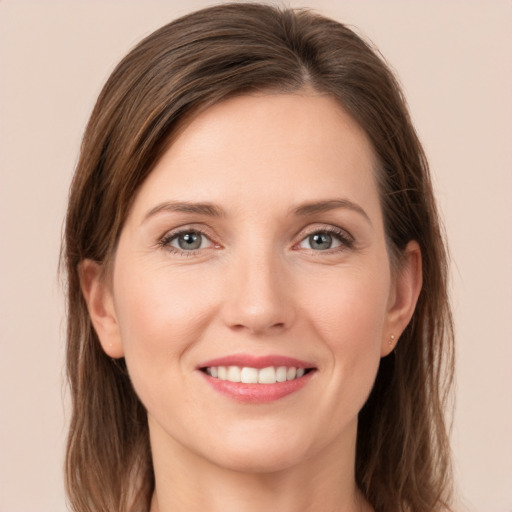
[200,371,314,404]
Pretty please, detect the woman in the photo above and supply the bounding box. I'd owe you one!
[63,3,454,511]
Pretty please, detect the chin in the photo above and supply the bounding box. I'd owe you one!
[196,425,318,474]
[211,445,307,474]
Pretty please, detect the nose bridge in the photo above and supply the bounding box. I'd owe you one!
[223,239,294,334]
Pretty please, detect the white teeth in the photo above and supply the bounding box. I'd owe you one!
[276,366,287,382]
[258,366,276,384]
[205,365,309,384]
[240,367,258,384]
[226,366,241,382]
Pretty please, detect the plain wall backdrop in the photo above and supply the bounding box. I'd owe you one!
[0,1,511,511]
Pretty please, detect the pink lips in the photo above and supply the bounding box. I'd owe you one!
[197,354,316,404]
[198,354,313,370]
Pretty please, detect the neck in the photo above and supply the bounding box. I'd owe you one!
[148,417,371,512]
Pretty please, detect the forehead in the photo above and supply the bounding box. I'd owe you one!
[128,92,381,222]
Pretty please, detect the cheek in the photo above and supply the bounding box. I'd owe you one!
[304,264,390,346]
[301,265,390,404]
[111,261,220,399]
[114,259,215,342]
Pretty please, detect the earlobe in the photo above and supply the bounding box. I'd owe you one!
[381,241,423,357]
[79,259,124,358]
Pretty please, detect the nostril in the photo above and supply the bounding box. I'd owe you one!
[229,321,286,334]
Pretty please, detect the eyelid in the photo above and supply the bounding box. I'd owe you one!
[155,222,354,255]
[157,224,221,254]
[293,224,355,251]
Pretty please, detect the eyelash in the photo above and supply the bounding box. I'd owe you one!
[297,226,355,253]
[157,227,218,256]
[157,225,354,256]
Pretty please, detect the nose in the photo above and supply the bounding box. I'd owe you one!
[221,249,295,336]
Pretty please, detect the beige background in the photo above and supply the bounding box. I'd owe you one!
[0,1,510,511]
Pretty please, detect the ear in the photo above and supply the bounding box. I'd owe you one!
[381,240,423,357]
[79,259,124,358]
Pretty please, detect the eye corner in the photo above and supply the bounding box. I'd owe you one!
[157,226,222,256]
[294,225,355,253]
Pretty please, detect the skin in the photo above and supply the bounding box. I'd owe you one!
[81,92,422,512]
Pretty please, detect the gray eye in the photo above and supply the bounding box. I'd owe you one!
[309,232,333,250]
[298,231,343,251]
[173,231,203,250]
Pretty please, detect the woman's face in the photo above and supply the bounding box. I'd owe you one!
[86,92,419,473]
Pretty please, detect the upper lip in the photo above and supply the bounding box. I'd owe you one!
[197,354,316,370]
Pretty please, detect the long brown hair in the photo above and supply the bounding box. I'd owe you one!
[63,4,454,511]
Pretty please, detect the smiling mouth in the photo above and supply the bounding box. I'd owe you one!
[201,366,315,384]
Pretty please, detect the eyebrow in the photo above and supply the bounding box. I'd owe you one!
[142,198,371,225]
[142,201,225,223]
[292,199,372,225]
